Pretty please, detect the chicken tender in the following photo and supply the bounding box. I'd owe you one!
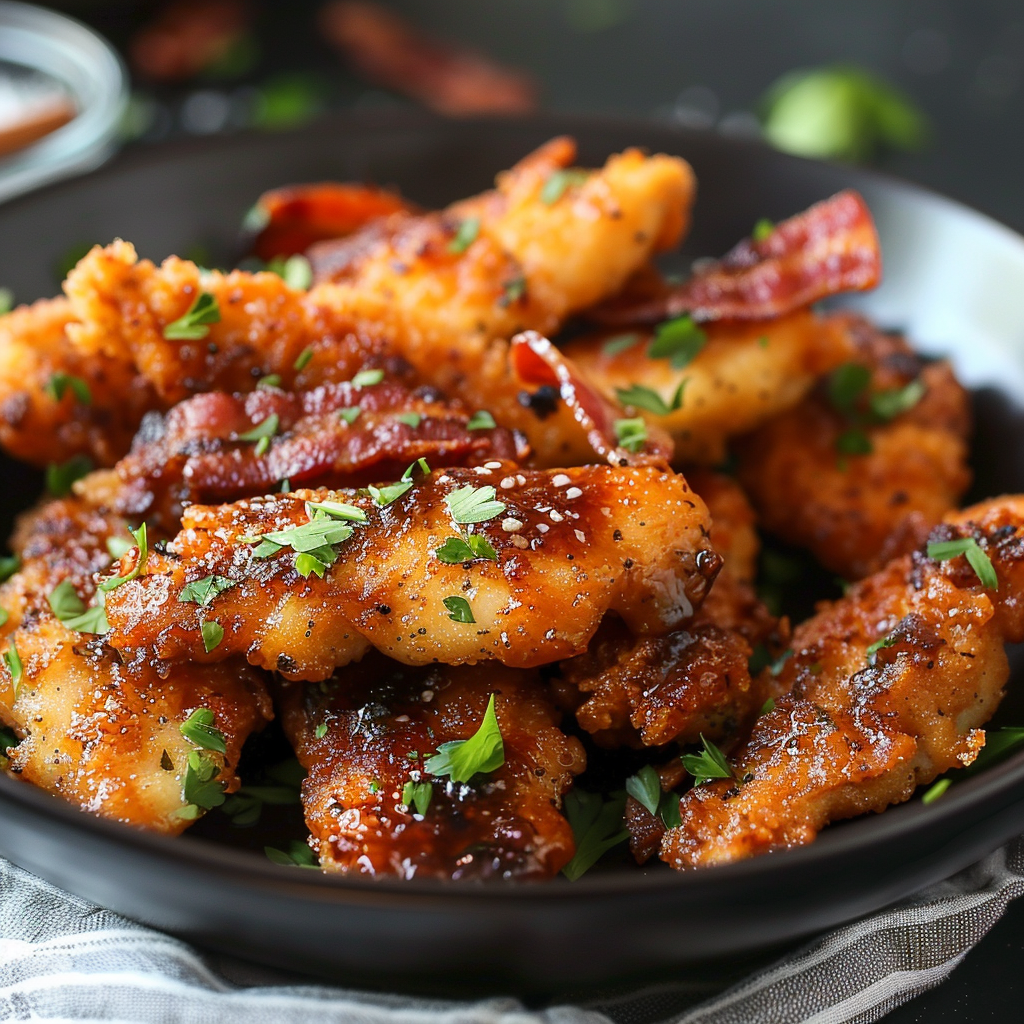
[278,657,585,879]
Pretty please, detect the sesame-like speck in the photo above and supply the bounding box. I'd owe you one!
[516,474,526,486]
[565,487,583,500]
[421,689,434,702]
[485,461,503,470]
[536,523,549,534]
[549,510,564,523]
[500,476,516,489]
[510,535,529,549]
[474,466,491,476]
[552,474,571,488]
[394,715,410,722]
[574,530,586,543]
[437,475,451,484]
[502,517,523,532]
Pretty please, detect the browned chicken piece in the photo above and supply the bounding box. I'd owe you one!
[310,136,695,465]
[278,656,584,879]
[0,297,157,467]
[661,496,1024,870]
[0,494,273,833]
[102,463,719,679]
[87,374,525,534]
[736,315,972,580]
[560,311,857,465]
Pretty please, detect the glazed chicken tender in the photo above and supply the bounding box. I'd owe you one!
[102,463,719,678]
[278,658,585,879]
[662,496,1024,869]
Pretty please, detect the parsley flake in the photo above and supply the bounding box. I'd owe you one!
[352,368,384,389]
[46,454,93,496]
[540,168,589,204]
[237,413,279,455]
[293,346,314,371]
[0,555,18,582]
[681,734,734,786]
[835,428,873,456]
[921,778,950,805]
[602,332,642,357]
[401,779,433,816]
[760,697,776,715]
[338,406,361,425]
[368,458,429,507]
[163,291,220,340]
[752,218,775,241]
[4,639,22,694]
[927,537,998,590]
[448,216,480,254]
[442,595,475,623]
[828,363,872,413]
[561,789,628,881]
[435,535,498,564]
[201,620,224,652]
[180,708,227,754]
[98,524,148,592]
[625,764,660,817]
[268,254,313,290]
[466,410,496,431]
[871,379,926,421]
[179,574,236,608]
[314,722,328,739]
[47,579,108,634]
[45,372,92,405]
[105,536,132,560]
[615,380,687,417]
[0,288,12,314]
[444,484,506,525]
[256,374,282,390]
[614,417,647,453]
[649,315,706,369]
[395,412,421,428]
[866,632,898,661]
[424,693,504,782]
[265,841,317,868]
[500,276,526,307]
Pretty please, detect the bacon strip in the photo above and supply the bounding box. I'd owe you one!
[510,330,673,466]
[592,190,881,326]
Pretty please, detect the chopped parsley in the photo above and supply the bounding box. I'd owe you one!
[540,168,589,204]
[760,697,776,715]
[45,372,92,405]
[256,374,282,390]
[435,534,498,564]
[46,454,93,496]
[105,536,132,560]
[602,332,642,357]
[245,499,367,578]
[265,841,318,868]
[0,609,6,627]
[442,595,475,623]
[448,216,480,254]
[395,412,421,429]
[625,764,661,816]
[500,276,526,307]
[237,413,279,456]
[752,218,775,242]
[4,639,22,694]
[0,287,12,314]
[828,363,872,414]
[368,458,430,507]
[648,315,706,369]
[293,346,314,371]
[351,368,384,389]
[401,779,433,816]
[870,379,926,421]
[615,380,687,417]
[866,631,899,661]
[201,620,225,652]
[466,410,496,431]
[561,789,628,881]
[921,778,950,805]
[163,291,220,341]
[835,428,873,456]
[927,537,998,590]
[338,406,361,425]
[179,574,236,608]
[0,555,18,582]
[268,254,313,290]
[424,693,504,782]
[680,734,734,786]
[614,417,647,453]
[47,580,108,634]
[98,524,148,592]
[444,484,506,525]
[314,722,328,739]
[180,708,227,754]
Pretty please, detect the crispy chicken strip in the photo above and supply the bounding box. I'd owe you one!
[560,311,857,465]
[278,656,584,879]
[88,374,525,533]
[661,496,1024,869]
[103,463,719,678]
[736,315,971,580]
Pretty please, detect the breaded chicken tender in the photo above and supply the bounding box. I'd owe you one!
[102,463,719,678]
[278,657,585,879]
[736,315,972,579]
[661,496,1024,869]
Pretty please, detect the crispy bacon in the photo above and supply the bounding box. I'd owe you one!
[592,190,881,326]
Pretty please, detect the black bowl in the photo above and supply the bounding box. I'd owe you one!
[2,111,1024,996]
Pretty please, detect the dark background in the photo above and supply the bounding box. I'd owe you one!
[27,1,1024,1019]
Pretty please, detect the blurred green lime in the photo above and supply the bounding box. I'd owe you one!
[761,65,928,162]
[252,74,326,130]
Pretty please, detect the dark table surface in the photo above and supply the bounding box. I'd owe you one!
[32,1,1024,1018]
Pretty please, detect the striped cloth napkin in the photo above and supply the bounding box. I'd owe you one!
[2,838,1023,1024]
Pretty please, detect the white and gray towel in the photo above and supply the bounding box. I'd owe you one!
[2,837,1024,1024]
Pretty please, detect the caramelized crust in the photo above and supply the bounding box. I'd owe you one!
[736,316,972,579]
[278,657,584,879]
[102,463,719,678]
[662,496,1024,869]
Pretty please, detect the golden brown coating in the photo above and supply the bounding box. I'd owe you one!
[278,657,585,879]
[102,463,719,679]
[561,311,857,465]
[736,316,972,580]
[0,297,157,467]
[661,496,1024,870]
[102,375,525,533]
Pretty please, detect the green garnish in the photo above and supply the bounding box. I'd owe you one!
[760,697,776,715]
[201,620,224,653]
[221,778,302,828]
[163,291,220,340]
[828,362,871,413]
[921,778,950,805]
[615,381,687,417]
[338,407,361,425]
[368,458,429,507]
[0,288,12,314]
[561,789,628,881]
[0,555,18,582]
[435,535,498,564]
[351,368,384,389]
[442,595,475,623]
[0,609,7,627]
[613,417,647,453]
[448,216,480,254]
[648,315,706,369]
[401,779,433,816]
[293,346,314,371]
[870,379,926,421]
[268,254,313,290]
[105,536,132,560]
[46,455,93,496]
[540,168,589,204]
[835,428,873,456]
[180,708,227,754]
[625,764,660,816]
[237,414,279,456]
[45,372,91,405]
[500,276,526,306]
[424,694,504,782]
[314,722,328,739]
[265,841,317,868]
[304,500,367,522]
[4,639,22,694]
[466,410,496,431]
[927,537,998,590]
[98,524,148,592]
[256,374,282,390]
[47,579,108,634]
[444,484,506,525]
[245,499,367,577]
[752,218,775,241]
[866,631,898,661]
[0,724,16,757]
[603,332,642,357]
[680,734,734,786]
[395,412,421,429]
[178,574,236,608]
